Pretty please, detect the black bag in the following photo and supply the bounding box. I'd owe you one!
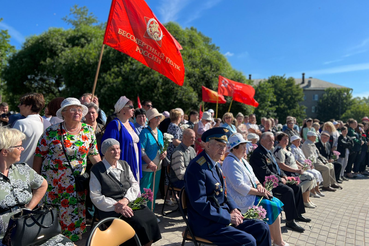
[60,123,90,192]
[2,205,61,246]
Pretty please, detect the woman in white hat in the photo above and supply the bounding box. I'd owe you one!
[101,96,142,183]
[223,133,288,246]
[139,108,167,213]
[33,97,101,242]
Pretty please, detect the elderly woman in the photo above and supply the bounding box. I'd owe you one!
[0,127,73,245]
[102,96,142,182]
[139,108,167,212]
[33,97,101,242]
[90,139,161,246]
[283,118,299,140]
[221,112,237,134]
[134,108,147,136]
[84,103,104,149]
[235,112,248,140]
[290,135,325,198]
[273,133,316,208]
[223,133,288,246]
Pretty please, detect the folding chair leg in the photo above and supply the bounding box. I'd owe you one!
[161,186,170,216]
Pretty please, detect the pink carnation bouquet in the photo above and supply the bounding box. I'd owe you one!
[302,159,313,171]
[128,188,153,210]
[286,176,300,185]
[332,151,341,161]
[243,205,267,221]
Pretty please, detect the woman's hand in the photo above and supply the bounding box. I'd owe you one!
[159,151,167,160]
[256,184,265,194]
[147,161,158,172]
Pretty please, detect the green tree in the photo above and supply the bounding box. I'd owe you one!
[253,81,277,119]
[257,76,305,123]
[2,7,250,115]
[341,97,369,122]
[0,18,16,101]
[62,5,99,28]
[316,88,353,121]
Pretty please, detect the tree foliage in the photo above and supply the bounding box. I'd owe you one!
[253,76,305,123]
[2,7,251,116]
[0,18,16,101]
[316,88,353,121]
[62,5,99,28]
[341,97,369,122]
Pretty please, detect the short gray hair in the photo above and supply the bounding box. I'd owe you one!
[84,102,99,112]
[261,132,274,140]
[0,127,26,151]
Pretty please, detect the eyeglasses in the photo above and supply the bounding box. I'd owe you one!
[65,108,83,114]
[124,105,134,109]
[10,145,23,150]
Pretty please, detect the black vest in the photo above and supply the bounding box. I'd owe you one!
[91,160,132,219]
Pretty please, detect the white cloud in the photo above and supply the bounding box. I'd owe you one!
[349,38,369,51]
[185,0,222,24]
[224,51,234,57]
[290,63,369,77]
[323,59,343,65]
[157,0,192,23]
[0,22,25,44]
[343,49,367,58]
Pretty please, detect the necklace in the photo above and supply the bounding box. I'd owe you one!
[63,122,81,134]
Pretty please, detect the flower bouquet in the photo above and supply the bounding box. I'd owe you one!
[285,176,300,185]
[246,144,258,160]
[302,159,313,171]
[128,188,153,210]
[243,205,267,221]
[162,133,174,153]
[180,123,190,131]
[332,151,341,161]
[255,175,279,206]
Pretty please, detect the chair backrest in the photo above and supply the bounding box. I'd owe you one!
[87,217,141,246]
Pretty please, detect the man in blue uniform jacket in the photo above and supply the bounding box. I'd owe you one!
[184,127,271,246]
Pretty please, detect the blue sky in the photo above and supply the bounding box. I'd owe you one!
[1,0,368,98]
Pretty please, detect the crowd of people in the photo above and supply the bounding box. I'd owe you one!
[0,92,368,246]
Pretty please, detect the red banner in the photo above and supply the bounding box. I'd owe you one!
[218,75,234,97]
[104,0,185,86]
[202,86,226,104]
[218,75,258,107]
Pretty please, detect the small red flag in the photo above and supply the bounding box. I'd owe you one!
[137,96,142,108]
[103,0,185,86]
[199,104,203,120]
[218,76,258,107]
[202,86,227,104]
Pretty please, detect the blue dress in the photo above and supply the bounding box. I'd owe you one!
[101,118,142,181]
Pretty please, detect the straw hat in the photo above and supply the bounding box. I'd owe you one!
[56,97,88,119]
[146,108,165,122]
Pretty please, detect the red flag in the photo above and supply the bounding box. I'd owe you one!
[218,75,234,97]
[137,95,142,108]
[199,104,203,120]
[103,0,185,86]
[202,86,227,104]
[218,76,258,107]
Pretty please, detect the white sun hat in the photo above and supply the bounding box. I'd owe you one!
[56,97,88,119]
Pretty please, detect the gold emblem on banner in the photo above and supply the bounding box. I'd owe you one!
[144,17,163,46]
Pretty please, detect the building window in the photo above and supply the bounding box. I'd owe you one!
[313,94,319,101]
[312,106,316,113]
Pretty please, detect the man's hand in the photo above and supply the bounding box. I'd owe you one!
[281,177,287,184]
[230,209,243,227]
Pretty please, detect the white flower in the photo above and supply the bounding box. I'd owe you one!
[180,124,190,131]
[163,133,174,142]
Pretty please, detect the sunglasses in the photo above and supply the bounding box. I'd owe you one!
[145,104,153,108]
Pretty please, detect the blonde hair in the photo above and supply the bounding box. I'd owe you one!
[222,112,234,123]
[323,122,336,133]
[170,109,182,122]
[0,127,26,151]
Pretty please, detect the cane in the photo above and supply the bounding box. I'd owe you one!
[151,170,157,211]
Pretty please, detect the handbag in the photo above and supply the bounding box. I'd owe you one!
[2,205,61,246]
[60,123,89,192]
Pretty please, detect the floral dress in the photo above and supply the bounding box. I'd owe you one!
[35,123,99,242]
[0,163,73,246]
[166,123,183,160]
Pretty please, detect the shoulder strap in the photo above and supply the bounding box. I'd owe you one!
[148,127,163,151]
[60,123,75,173]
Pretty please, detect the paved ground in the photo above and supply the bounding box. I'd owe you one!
[78,175,369,246]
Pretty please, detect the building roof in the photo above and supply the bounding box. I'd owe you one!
[252,77,350,91]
